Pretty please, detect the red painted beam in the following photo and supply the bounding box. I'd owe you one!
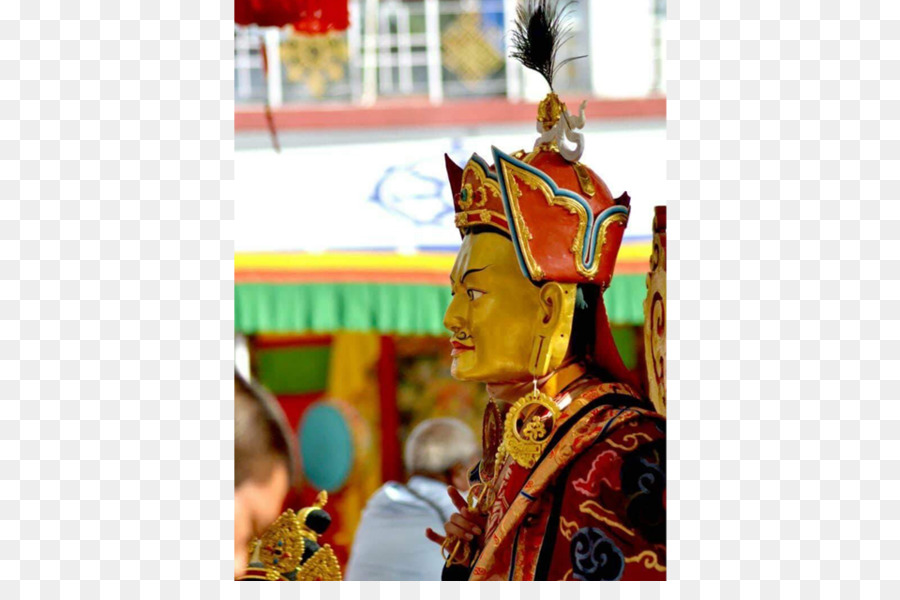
[378,335,402,484]
[235,97,666,133]
[236,261,650,285]
[236,269,452,285]
[252,334,333,349]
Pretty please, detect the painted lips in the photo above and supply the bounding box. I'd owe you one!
[450,340,474,356]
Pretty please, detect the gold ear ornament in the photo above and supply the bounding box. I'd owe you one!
[500,379,561,469]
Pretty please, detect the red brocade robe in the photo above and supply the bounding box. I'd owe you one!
[449,379,666,581]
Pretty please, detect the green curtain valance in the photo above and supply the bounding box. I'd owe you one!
[235,274,647,336]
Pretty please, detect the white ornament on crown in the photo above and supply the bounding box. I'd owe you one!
[534,99,587,162]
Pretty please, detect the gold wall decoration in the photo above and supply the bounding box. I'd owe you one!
[441,13,504,87]
[280,32,349,97]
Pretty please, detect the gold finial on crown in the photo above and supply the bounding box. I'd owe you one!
[537,92,564,132]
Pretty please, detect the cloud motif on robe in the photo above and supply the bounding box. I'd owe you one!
[570,527,625,581]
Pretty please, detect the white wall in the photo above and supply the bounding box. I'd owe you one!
[235,120,665,253]
[589,0,657,98]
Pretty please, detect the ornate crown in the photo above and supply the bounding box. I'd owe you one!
[446,141,630,288]
[238,491,342,581]
[444,1,630,288]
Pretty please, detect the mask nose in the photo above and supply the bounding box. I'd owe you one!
[443,293,466,335]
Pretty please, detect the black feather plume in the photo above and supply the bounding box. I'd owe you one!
[509,0,585,91]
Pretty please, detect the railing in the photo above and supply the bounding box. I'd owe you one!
[234,0,664,107]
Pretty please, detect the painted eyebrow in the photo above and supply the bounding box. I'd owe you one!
[461,265,491,283]
[450,265,492,285]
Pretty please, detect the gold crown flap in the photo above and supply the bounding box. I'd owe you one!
[643,206,666,416]
[454,155,510,236]
[495,151,628,283]
[459,157,502,210]
[295,544,342,581]
[501,390,561,469]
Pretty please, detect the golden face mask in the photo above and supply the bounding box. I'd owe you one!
[444,232,576,383]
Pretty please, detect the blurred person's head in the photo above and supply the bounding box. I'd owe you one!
[404,418,479,491]
[234,372,295,577]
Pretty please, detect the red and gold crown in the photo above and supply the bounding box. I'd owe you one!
[443,0,633,288]
[444,93,631,289]
[441,0,643,389]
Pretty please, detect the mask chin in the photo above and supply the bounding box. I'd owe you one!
[453,358,529,384]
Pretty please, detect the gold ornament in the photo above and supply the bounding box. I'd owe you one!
[258,510,306,574]
[479,400,504,482]
[441,478,497,568]
[537,93,563,132]
[295,544,342,581]
[441,13,504,87]
[239,491,342,581]
[441,534,473,567]
[280,32,348,97]
[571,161,596,197]
[501,386,561,469]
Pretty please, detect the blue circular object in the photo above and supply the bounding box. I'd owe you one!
[299,403,355,492]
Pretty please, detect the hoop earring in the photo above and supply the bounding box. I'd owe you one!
[499,375,560,469]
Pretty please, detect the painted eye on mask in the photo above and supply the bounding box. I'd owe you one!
[466,289,485,301]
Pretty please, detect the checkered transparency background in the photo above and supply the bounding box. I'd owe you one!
[0,0,894,596]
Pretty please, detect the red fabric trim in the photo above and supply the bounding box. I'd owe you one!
[253,334,333,349]
[378,336,401,483]
[236,269,451,285]
[236,263,646,282]
[611,261,648,275]
[592,296,640,389]
[235,97,666,132]
[461,212,510,235]
[277,392,326,432]
[235,0,349,31]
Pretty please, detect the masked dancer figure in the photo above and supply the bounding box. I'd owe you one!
[424,0,666,581]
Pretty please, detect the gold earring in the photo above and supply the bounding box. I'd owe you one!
[500,377,560,468]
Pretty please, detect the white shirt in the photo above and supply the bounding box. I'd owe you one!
[344,476,457,581]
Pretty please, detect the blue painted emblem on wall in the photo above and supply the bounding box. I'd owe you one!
[369,140,468,227]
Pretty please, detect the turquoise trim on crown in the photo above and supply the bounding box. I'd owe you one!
[491,146,532,279]
[490,146,630,281]
[584,205,630,269]
[467,152,498,180]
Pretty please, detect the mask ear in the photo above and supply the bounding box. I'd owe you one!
[528,282,577,377]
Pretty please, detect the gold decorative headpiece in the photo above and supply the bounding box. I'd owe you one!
[238,491,342,581]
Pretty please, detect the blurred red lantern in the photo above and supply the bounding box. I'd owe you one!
[235,1,349,152]
[235,0,349,32]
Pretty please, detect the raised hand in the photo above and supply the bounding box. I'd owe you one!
[425,486,487,546]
